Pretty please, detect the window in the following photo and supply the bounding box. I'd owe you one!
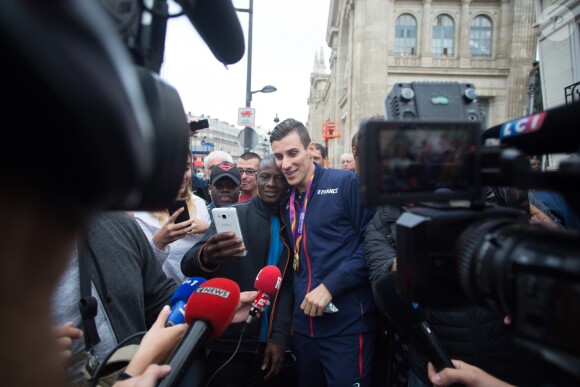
[395,14,417,55]
[470,15,493,57]
[432,14,455,57]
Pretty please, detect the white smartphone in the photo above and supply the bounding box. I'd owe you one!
[211,207,246,257]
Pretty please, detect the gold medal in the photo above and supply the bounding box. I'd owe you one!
[293,252,299,271]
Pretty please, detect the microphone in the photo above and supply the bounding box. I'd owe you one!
[157,278,240,387]
[175,0,245,65]
[246,265,282,324]
[483,100,580,155]
[373,272,456,372]
[165,277,206,327]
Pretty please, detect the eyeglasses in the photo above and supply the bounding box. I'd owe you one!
[238,168,257,176]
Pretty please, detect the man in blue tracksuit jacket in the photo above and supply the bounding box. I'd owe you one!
[270,118,377,387]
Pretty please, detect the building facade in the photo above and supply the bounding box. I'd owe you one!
[308,0,537,167]
[187,114,270,173]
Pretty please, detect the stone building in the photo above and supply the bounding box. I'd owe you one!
[308,0,537,167]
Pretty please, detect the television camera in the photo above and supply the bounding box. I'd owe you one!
[1,0,245,218]
[359,82,580,381]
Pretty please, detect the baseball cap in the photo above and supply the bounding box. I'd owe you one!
[210,161,241,186]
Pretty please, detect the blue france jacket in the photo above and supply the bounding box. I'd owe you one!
[281,163,377,337]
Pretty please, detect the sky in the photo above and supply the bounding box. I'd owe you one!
[162,0,332,136]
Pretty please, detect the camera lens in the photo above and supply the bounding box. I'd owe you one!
[456,218,580,316]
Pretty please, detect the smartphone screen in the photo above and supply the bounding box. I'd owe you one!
[168,199,190,223]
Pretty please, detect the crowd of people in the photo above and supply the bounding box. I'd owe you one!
[7,119,575,387]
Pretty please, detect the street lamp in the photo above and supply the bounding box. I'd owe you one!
[236,1,277,152]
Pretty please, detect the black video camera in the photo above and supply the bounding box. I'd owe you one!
[2,0,245,219]
[359,82,580,379]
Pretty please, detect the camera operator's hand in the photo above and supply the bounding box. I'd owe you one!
[152,209,195,250]
[200,232,246,267]
[529,203,559,229]
[113,365,171,387]
[428,360,514,387]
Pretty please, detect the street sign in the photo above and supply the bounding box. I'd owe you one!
[238,127,258,150]
[237,107,256,127]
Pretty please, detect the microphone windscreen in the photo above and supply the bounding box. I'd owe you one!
[373,272,426,331]
[170,277,207,307]
[254,265,282,296]
[185,278,240,340]
[176,0,245,65]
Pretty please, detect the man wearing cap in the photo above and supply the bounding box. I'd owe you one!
[207,161,241,222]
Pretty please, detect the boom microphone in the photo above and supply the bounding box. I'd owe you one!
[175,0,245,65]
[246,265,282,324]
[483,100,580,155]
[157,278,240,387]
[373,272,456,372]
[166,277,206,327]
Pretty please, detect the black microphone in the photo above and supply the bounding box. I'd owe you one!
[175,0,245,65]
[373,272,456,373]
[482,100,580,155]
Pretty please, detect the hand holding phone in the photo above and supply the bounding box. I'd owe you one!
[168,199,190,224]
[211,207,246,257]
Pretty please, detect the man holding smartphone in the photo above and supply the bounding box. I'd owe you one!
[181,156,293,387]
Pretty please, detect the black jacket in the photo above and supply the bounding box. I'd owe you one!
[181,196,293,353]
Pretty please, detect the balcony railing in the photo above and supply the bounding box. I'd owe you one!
[564,81,580,105]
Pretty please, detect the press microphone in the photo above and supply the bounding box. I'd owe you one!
[175,0,245,65]
[157,278,240,387]
[165,277,206,327]
[373,272,456,373]
[246,265,282,324]
[483,100,580,155]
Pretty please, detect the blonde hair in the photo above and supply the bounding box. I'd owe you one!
[152,153,198,224]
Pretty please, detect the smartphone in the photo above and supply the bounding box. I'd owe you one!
[189,119,209,131]
[168,199,190,223]
[211,207,246,256]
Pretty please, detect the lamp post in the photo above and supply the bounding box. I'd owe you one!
[236,1,277,152]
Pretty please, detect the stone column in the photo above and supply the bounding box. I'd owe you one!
[421,0,433,66]
[459,0,472,66]
[505,0,536,119]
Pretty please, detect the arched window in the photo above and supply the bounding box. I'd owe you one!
[432,14,455,56]
[470,15,493,57]
[395,14,417,55]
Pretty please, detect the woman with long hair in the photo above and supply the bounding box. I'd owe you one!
[133,152,210,283]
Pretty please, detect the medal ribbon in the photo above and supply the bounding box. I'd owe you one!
[289,173,314,270]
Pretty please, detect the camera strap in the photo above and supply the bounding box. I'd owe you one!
[77,237,101,375]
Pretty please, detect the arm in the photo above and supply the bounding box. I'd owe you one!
[134,215,170,266]
[181,223,245,278]
[428,360,514,387]
[364,207,398,288]
[321,176,377,298]
[124,306,187,377]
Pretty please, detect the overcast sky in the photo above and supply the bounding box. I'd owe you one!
[162,0,332,135]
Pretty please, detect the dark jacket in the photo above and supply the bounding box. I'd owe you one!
[279,164,377,338]
[364,204,404,287]
[181,196,293,353]
[364,206,548,386]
